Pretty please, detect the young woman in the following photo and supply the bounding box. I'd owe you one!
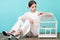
[2,0,52,40]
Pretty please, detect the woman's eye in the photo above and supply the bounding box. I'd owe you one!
[32,7,34,8]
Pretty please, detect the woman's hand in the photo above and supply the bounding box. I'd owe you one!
[29,18,34,24]
[38,13,43,16]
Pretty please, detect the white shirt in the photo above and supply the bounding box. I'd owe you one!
[18,11,40,36]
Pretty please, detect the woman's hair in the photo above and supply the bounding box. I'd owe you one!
[28,0,37,7]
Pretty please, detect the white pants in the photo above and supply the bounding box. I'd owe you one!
[10,19,39,38]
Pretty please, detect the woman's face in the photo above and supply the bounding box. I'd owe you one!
[29,3,37,12]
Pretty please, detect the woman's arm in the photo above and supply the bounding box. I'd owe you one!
[18,13,34,24]
[18,13,28,21]
[38,12,52,18]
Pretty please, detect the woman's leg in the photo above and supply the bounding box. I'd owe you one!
[12,20,31,39]
[30,23,40,36]
[2,20,23,36]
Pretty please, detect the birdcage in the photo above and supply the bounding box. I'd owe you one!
[38,13,58,38]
